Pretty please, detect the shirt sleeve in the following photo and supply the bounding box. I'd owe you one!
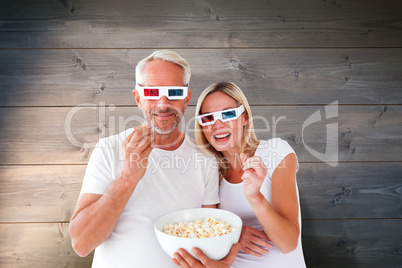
[202,156,220,205]
[264,138,299,179]
[80,138,114,195]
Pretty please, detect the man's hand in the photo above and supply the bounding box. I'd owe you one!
[172,243,241,268]
[238,225,273,256]
[120,122,154,184]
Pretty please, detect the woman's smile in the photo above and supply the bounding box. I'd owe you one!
[213,132,231,141]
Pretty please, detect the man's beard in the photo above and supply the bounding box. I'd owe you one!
[143,104,184,134]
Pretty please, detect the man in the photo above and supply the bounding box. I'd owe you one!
[69,50,230,267]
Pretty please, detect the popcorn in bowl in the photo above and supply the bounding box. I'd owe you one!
[163,217,233,238]
[154,208,242,260]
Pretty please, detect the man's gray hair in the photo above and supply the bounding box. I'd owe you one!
[135,50,191,87]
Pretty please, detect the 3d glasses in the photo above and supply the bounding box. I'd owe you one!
[197,105,245,126]
[136,85,188,100]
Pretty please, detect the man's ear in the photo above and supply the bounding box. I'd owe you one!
[133,90,142,109]
[184,89,191,109]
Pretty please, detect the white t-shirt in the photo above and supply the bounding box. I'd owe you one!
[80,128,220,268]
[219,138,306,268]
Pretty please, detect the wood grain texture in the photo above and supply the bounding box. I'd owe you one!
[0,165,85,223]
[1,163,400,223]
[0,0,401,48]
[0,220,400,267]
[1,0,401,266]
[0,223,93,267]
[298,162,402,220]
[1,105,401,165]
[302,219,402,267]
[0,49,401,106]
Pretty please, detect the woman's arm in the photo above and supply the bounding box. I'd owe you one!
[241,153,300,253]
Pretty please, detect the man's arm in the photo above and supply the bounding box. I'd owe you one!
[69,124,153,256]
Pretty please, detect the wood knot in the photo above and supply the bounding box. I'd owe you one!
[229,59,241,70]
[206,7,220,21]
[96,83,106,94]
[332,186,353,206]
[342,129,352,137]
[75,57,87,70]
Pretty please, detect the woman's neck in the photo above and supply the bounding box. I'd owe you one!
[222,145,257,183]
[222,148,242,171]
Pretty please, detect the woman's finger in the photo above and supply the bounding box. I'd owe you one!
[240,244,263,257]
[176,248,204,268]
[240,153,248,164]
[249,228,270,241]
[192,248,211,267]
[241,169,260,182]
[242,156,263,170]
[248,236,273,251]
[248,242,270,255]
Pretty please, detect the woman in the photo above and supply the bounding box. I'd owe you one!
[174,82,306,268]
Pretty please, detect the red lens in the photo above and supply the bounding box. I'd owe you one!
[201,114,214,124]
[143,88,159,97]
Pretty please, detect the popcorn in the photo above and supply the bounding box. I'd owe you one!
[163,217,233,238]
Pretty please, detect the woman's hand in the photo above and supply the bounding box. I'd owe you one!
[172,243,241,268]
[240,153,268,200]
[238,225,273,256]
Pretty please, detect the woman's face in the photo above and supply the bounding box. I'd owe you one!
[200,91,247,152]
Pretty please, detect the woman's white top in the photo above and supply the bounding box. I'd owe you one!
[219,138,306,268]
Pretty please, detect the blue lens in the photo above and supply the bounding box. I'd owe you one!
[222,110,236,119]
[168,89,184,96]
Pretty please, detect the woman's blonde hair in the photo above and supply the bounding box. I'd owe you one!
[195,82,259,177]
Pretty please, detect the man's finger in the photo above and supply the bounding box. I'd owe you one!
[134,132,154,152]
[141,140,154,159]
[129,123,153,143]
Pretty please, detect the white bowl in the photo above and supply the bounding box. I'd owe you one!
[154,208,242,260]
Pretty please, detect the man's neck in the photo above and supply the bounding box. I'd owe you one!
[153,128,185,151]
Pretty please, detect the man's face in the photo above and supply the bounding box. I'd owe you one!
[134,60,191,135]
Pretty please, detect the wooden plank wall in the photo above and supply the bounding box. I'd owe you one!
[1,0,401,267]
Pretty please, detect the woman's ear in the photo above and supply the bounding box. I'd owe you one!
[243,110,249,126]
